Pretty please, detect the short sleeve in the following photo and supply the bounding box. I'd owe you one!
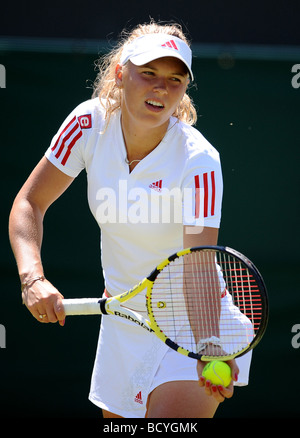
[45,107,86,178]
[182,153,223,229]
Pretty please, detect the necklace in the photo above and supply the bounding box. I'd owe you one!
[125,157,142,166]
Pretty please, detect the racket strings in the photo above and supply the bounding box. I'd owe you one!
[150,249,263,358]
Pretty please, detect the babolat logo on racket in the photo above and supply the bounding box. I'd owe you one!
[114,311,153,332]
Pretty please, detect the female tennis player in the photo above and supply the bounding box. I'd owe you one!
[9,20,252,418]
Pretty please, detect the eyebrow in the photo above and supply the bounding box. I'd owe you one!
[140,63,188,77]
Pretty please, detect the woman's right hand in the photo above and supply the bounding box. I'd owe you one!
[22,277,66,326]
[9,158,74,327]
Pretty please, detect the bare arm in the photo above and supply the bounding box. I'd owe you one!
[183,225,219,248]
[184,225,221,342]
[183,226,239,401]
[9,157,74,325]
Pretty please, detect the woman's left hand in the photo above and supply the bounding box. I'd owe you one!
[197,359,239,402]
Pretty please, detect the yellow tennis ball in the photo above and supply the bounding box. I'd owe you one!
[202,361,232,387]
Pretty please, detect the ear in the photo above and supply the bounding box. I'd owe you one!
[115,64,123,88]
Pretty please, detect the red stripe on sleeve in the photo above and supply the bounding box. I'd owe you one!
[54,123,80,159]
[211,171,215,216]
[51,116,77,153]
[194,175,200,219]
[61,130,82,165]
[203,173,208,217]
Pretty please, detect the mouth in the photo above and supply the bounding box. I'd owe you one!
[145,100,165,111]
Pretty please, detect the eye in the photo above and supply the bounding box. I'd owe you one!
[170,76,181,82]
[142,70,155,76]
[169,76,184,85]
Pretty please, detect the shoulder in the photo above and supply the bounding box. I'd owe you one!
[71,97,107,129]
[45,98,108,176]
[174,120,221,167]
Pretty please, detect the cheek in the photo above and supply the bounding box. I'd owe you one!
[122,75,146,104]
[169,88,186,111]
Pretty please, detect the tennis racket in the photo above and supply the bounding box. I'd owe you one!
[63,246,268,362]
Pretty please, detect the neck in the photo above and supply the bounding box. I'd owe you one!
[121,115,170,164]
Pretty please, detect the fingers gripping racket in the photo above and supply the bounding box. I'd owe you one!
[63,246,268,362]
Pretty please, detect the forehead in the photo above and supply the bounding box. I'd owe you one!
[134,57,189,75]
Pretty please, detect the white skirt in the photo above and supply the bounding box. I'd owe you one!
[88,307,252,418]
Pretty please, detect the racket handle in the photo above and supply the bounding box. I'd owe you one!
[63,298,103,316]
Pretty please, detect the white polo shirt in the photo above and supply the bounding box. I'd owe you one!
[45,98,223,309]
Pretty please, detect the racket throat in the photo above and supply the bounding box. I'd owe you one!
[99,298,108,315]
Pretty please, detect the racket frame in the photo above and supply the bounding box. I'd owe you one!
[145,246,268,361]
[63,246,269,362]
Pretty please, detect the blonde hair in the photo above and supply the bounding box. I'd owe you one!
[92,20,197,126]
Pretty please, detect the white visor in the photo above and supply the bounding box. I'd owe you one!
[120,34,194,81]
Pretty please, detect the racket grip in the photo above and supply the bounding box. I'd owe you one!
[63,298,103,316]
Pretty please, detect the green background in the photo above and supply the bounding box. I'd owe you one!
[0,45,299,418]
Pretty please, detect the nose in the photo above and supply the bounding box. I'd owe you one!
[153,78,168,95]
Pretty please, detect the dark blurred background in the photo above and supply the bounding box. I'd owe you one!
[0,0,299,420]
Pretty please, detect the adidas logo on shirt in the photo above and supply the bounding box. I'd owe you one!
[134,391,143,404]
[149,180,162,192]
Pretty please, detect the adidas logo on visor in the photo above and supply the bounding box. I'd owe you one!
[161,40,179,50]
